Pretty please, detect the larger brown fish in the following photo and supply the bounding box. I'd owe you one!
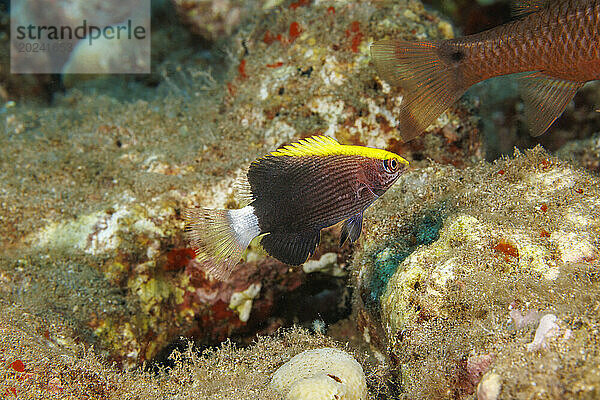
[371,0,600,141]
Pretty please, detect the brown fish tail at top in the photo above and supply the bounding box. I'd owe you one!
[370,39,475,141]
[372,0,600,141]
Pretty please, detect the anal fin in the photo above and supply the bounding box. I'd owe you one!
[340,212,364,246]
[519,73,583,137]
[260,230,321,265]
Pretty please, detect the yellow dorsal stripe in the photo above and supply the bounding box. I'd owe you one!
[266,135,403,161]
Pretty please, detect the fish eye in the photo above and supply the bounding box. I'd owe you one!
[383,158,398,173]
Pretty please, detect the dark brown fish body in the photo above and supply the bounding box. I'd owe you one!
[372,0,600,140]
[249,153,397,265]
[250,154,390,233]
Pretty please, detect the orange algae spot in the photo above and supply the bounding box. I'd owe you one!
[540,203,548,213]
[227,82,236,96]
[212,300,236,320]
[263,30,275,44]
[493,240,519,260]
[540,229,551,238]
[498,169,505,175]
[289,0,309,10]
[289,22,302,41]
[238,59,248,79]
[263,30,283,45]
[10,360,25,373]
[266,61,284,68]
[351,33,363,53]
[575,188,584,194]
[166,248,196,271]
[345,21,363,52]
[539,159,552,170]
[327,6,335,14]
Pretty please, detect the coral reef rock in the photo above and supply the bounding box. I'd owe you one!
[173,0,267,42]
[221,0,484,168]
[1,312,365,400]
[556,132,600,175]
[0,0,479,369]
[353,147,600,399]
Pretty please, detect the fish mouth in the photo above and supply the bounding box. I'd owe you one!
[371,175,402,196]
[371,186,387,197]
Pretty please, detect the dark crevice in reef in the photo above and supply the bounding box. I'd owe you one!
[149,272,351,371]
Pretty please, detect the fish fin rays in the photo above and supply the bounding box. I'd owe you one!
[519,73,583,137]
[183,206,259,281]
[371,39,471,142]
[262,135,341,158]
[511,0,551,17]
[260,230,320,265]
[233,173,254,206]
[340,212,363,247]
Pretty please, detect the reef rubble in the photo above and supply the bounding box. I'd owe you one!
[353,148,600,399]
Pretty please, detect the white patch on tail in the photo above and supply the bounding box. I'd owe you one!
[183,205,260,280]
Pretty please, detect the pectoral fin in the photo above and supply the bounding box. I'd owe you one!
[340,212,364,246]
[519,73,583,137]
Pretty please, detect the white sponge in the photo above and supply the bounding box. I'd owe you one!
[270,347,367,400]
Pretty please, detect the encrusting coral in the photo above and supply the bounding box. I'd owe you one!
[352,147,600,399]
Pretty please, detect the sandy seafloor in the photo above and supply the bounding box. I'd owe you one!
[1,0,599,399]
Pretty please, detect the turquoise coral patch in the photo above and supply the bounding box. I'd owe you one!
[366,209,445,309]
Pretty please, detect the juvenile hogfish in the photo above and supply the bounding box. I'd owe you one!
[184,136,408,280]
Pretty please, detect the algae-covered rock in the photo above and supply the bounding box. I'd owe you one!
[221,0,484,167]
[0,308,360,399]
[352,148,600,398]
[0,0,477,368]
[2,0,598,397]
[556,132,600,175]
[172,0,270,42]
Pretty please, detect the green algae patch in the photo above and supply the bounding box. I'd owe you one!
[368,247,408,308]
[365,208,446,310]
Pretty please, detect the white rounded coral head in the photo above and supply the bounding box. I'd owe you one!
[287,374,346,400]
[270,347,367,400]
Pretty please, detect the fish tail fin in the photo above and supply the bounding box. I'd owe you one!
[183,205,261,280]
[371,39,473,141]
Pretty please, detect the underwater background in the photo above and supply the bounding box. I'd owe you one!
[1,0,599,398]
